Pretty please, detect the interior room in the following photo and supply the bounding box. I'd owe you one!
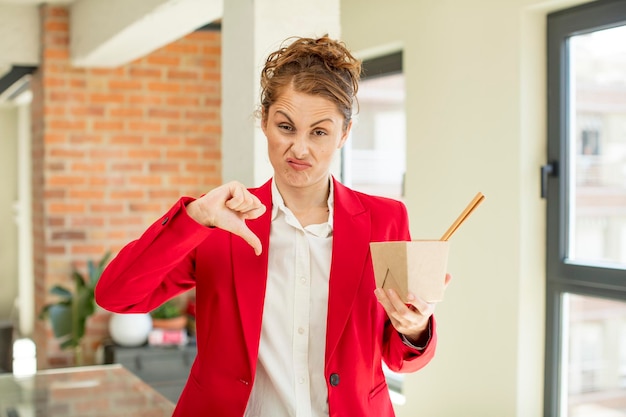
[1,0,625,416]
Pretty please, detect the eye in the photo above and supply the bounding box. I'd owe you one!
[312,129,327,136]
[278,123,294,132]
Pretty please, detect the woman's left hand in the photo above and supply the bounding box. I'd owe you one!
[374,273,451,345]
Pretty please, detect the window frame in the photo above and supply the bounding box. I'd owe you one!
[545,1,626,415]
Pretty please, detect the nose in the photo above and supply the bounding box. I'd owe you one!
[290,133,309,158]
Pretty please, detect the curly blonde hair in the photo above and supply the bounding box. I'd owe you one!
[259,36,361,131]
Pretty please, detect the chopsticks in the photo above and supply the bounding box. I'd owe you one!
[440,192,485,241]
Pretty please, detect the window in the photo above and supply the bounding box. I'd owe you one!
[343,51,405,200]
[545,1,626,416]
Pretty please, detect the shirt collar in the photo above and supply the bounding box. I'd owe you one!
[271,177,334,229]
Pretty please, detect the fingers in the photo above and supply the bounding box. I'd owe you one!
[226,184,262,212]
[375,288,433,340]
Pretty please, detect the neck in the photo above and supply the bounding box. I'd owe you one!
[275,177,331,212]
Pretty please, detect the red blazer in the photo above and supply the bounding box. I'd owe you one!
[96,178,437,417]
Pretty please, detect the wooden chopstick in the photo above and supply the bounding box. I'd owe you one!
[440,192,485,241]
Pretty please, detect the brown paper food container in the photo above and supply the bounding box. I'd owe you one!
[370,240,450,303]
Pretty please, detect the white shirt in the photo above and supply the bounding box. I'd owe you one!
[244,179,334,417]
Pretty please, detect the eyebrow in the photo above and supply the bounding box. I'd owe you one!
[275,110,335,127]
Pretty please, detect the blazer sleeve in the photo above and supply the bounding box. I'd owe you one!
[95,197,212,313]
[382,316,438,373]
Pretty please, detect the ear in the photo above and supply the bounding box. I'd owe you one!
[338,119,353,149]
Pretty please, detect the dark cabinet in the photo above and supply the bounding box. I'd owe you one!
[108,343,197,403]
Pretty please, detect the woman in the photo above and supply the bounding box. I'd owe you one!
[96,36,443,417]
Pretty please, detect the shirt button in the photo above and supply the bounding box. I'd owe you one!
[298,377,305,384]
[298,327,305,335]
[300,278,306,284]
[329,373,340,387]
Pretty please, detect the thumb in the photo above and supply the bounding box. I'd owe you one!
[236,224,263,256]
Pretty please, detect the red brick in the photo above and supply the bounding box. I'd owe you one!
[44,48,69,60]
[147,108,180,119]
[110,107,144,118]
[47,119,87,130]
[127,149,161,159]
[51,231,86,241]
[68,189,105,199]
[111,190,145,199]
[129,121,161,132]
[111,162,143,172]
[47,175,87,186]
[109,80,143,90]
[129,68,162,78]
[147,136,181,146]
[167,69,199,80]
[146,55,181,66]
[110,135,144,145]
[129,95,162,105]
[166,96,199,106]
[90,203,124,213]
[48,203,85,214]
[147,81,181,93]
[128,176,163,186]
[93,120,125,131]
[90,93,125,104]
[149,162,179,173]
[69,106,105,117]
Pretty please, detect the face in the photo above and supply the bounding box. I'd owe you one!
[262,86,352,193]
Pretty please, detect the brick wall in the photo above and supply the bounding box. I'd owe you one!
[32,5,221,368]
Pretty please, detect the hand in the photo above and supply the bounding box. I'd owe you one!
[186,181,267,255]
[375,273,452,344]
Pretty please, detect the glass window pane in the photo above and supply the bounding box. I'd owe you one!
[347,73,406,200]
[568,25,626,268]
[563,293,626,417]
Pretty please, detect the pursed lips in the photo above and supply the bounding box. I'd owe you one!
[287,158,311,171]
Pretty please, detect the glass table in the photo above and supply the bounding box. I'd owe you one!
[0,364,175,416]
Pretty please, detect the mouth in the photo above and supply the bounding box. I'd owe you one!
[287,158,311,171]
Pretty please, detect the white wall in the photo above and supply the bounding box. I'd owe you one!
[0,106,18,320]
[340,1,589,416]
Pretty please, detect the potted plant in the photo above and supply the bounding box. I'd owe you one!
[39,252,111,364]
[150,299,187,330]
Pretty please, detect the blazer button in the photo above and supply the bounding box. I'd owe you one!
[329,373,340,387]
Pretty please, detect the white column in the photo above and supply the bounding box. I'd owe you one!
[16,92,34,337]
[221,0,341,186]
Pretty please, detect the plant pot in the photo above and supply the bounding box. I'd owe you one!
[152,315,187,330]
[109,313,153,347]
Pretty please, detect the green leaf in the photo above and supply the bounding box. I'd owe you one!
[47,304,72,339]
[49,285,72,299]
[73,270,86,290]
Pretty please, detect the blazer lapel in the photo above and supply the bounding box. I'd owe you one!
[232,179,272,373]
[325,178,371,361]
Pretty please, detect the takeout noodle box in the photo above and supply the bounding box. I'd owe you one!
[370,240,450,303]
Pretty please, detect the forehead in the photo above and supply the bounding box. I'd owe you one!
[269,86,344,121]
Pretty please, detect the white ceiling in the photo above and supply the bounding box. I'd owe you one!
[0,0,222,70]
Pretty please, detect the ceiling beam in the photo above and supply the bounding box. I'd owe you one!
[70,0,223,68]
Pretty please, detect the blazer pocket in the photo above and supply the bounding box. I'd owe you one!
[368,380,388,399]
